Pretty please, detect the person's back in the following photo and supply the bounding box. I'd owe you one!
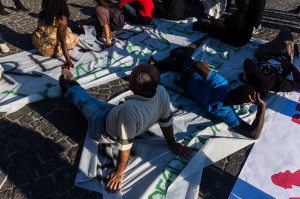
[106,85,173,150]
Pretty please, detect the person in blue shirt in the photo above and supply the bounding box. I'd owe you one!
[149,49,266,139]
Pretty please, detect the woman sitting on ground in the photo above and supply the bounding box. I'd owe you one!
[193,0,254,47]
[32,0,79,70]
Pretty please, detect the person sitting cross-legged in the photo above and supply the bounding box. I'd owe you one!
[59,64,191,193]
[150,49,266,139]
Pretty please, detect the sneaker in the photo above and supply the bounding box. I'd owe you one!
[0,43,9,53]
[0,8,10,15]
[148,56,157,66]
[0,166,7,189]
[253,27,259,35]
[0,33,9,53]
[59,68,80,94]
[15,4,30,12]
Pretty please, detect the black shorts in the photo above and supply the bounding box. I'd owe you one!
[247,73,294,93]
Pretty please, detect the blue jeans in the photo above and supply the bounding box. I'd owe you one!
[64,86,115,142]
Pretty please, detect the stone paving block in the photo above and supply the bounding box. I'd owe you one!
[36,160,56,178]
[12,184,30,199]
[0,189,13,199]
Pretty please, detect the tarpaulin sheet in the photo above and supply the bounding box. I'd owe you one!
[0,18,204,113]
[75,37,296,198]
[229,58,300,199]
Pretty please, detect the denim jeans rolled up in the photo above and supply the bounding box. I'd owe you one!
[64,86,115,142]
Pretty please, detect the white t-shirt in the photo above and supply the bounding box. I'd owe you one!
[106,85,173,151]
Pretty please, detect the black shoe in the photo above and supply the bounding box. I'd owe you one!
[0,8,10,15]
[15,4,30,12]
[59,68,80,94]
[148,56,157,66]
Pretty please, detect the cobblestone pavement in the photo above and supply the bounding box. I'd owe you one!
[0,0,299,198]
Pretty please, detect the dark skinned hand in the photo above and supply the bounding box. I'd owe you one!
[169,143,192,160]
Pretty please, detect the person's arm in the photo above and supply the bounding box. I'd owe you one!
[233,92,265,139]
[191,61,211,80]
[103,24,111,48]
[106,148,131,193]
[160,124,191,160]
[57,15,74,70]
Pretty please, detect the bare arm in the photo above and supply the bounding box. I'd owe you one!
[57,16,74,69]
[233,93,265,139]
[160,124,191,159]
[191,61,211,80]
[103,24,111,48]
[106,148,131,193]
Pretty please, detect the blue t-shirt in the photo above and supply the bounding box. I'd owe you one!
[187,71,242,127]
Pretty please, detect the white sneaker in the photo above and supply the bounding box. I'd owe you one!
[0,43,9,53]
[253,27,259,35]
[0,32,9,53]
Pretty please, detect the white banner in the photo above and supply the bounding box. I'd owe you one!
[0,18,204,113]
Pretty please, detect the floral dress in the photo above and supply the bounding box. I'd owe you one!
[32,18,79,57]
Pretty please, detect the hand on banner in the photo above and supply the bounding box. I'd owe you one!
[105,170,124,193]
[170,143,191,160]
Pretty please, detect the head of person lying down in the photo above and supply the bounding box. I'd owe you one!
[223,84,256,106]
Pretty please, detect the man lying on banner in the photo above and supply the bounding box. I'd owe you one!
[149,49,265,140]
[58,64,191,193]
[243,30,300,95]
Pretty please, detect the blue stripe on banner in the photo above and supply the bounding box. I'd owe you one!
[229,178,275,199]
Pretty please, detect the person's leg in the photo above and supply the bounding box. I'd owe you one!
[171,49,196,91]
[253,0,266,29]
[122,3,137,20]
[64,86,115,140]
[243,58,274,92]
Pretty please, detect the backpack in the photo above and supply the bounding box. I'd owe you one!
[109,7,125,31]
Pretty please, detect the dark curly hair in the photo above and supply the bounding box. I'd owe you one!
[94,0,113,8]
[39,0,70,26]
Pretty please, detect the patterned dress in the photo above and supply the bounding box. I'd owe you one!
[32,18,79,57]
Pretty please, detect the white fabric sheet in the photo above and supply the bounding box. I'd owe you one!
[75,38,293,199]
[0,18,204,113]
[229,58,300,199]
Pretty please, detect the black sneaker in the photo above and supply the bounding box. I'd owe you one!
[0,8,10,15]
[59,68,80,94]
[15,4,30,12]
[148,56,157,66]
